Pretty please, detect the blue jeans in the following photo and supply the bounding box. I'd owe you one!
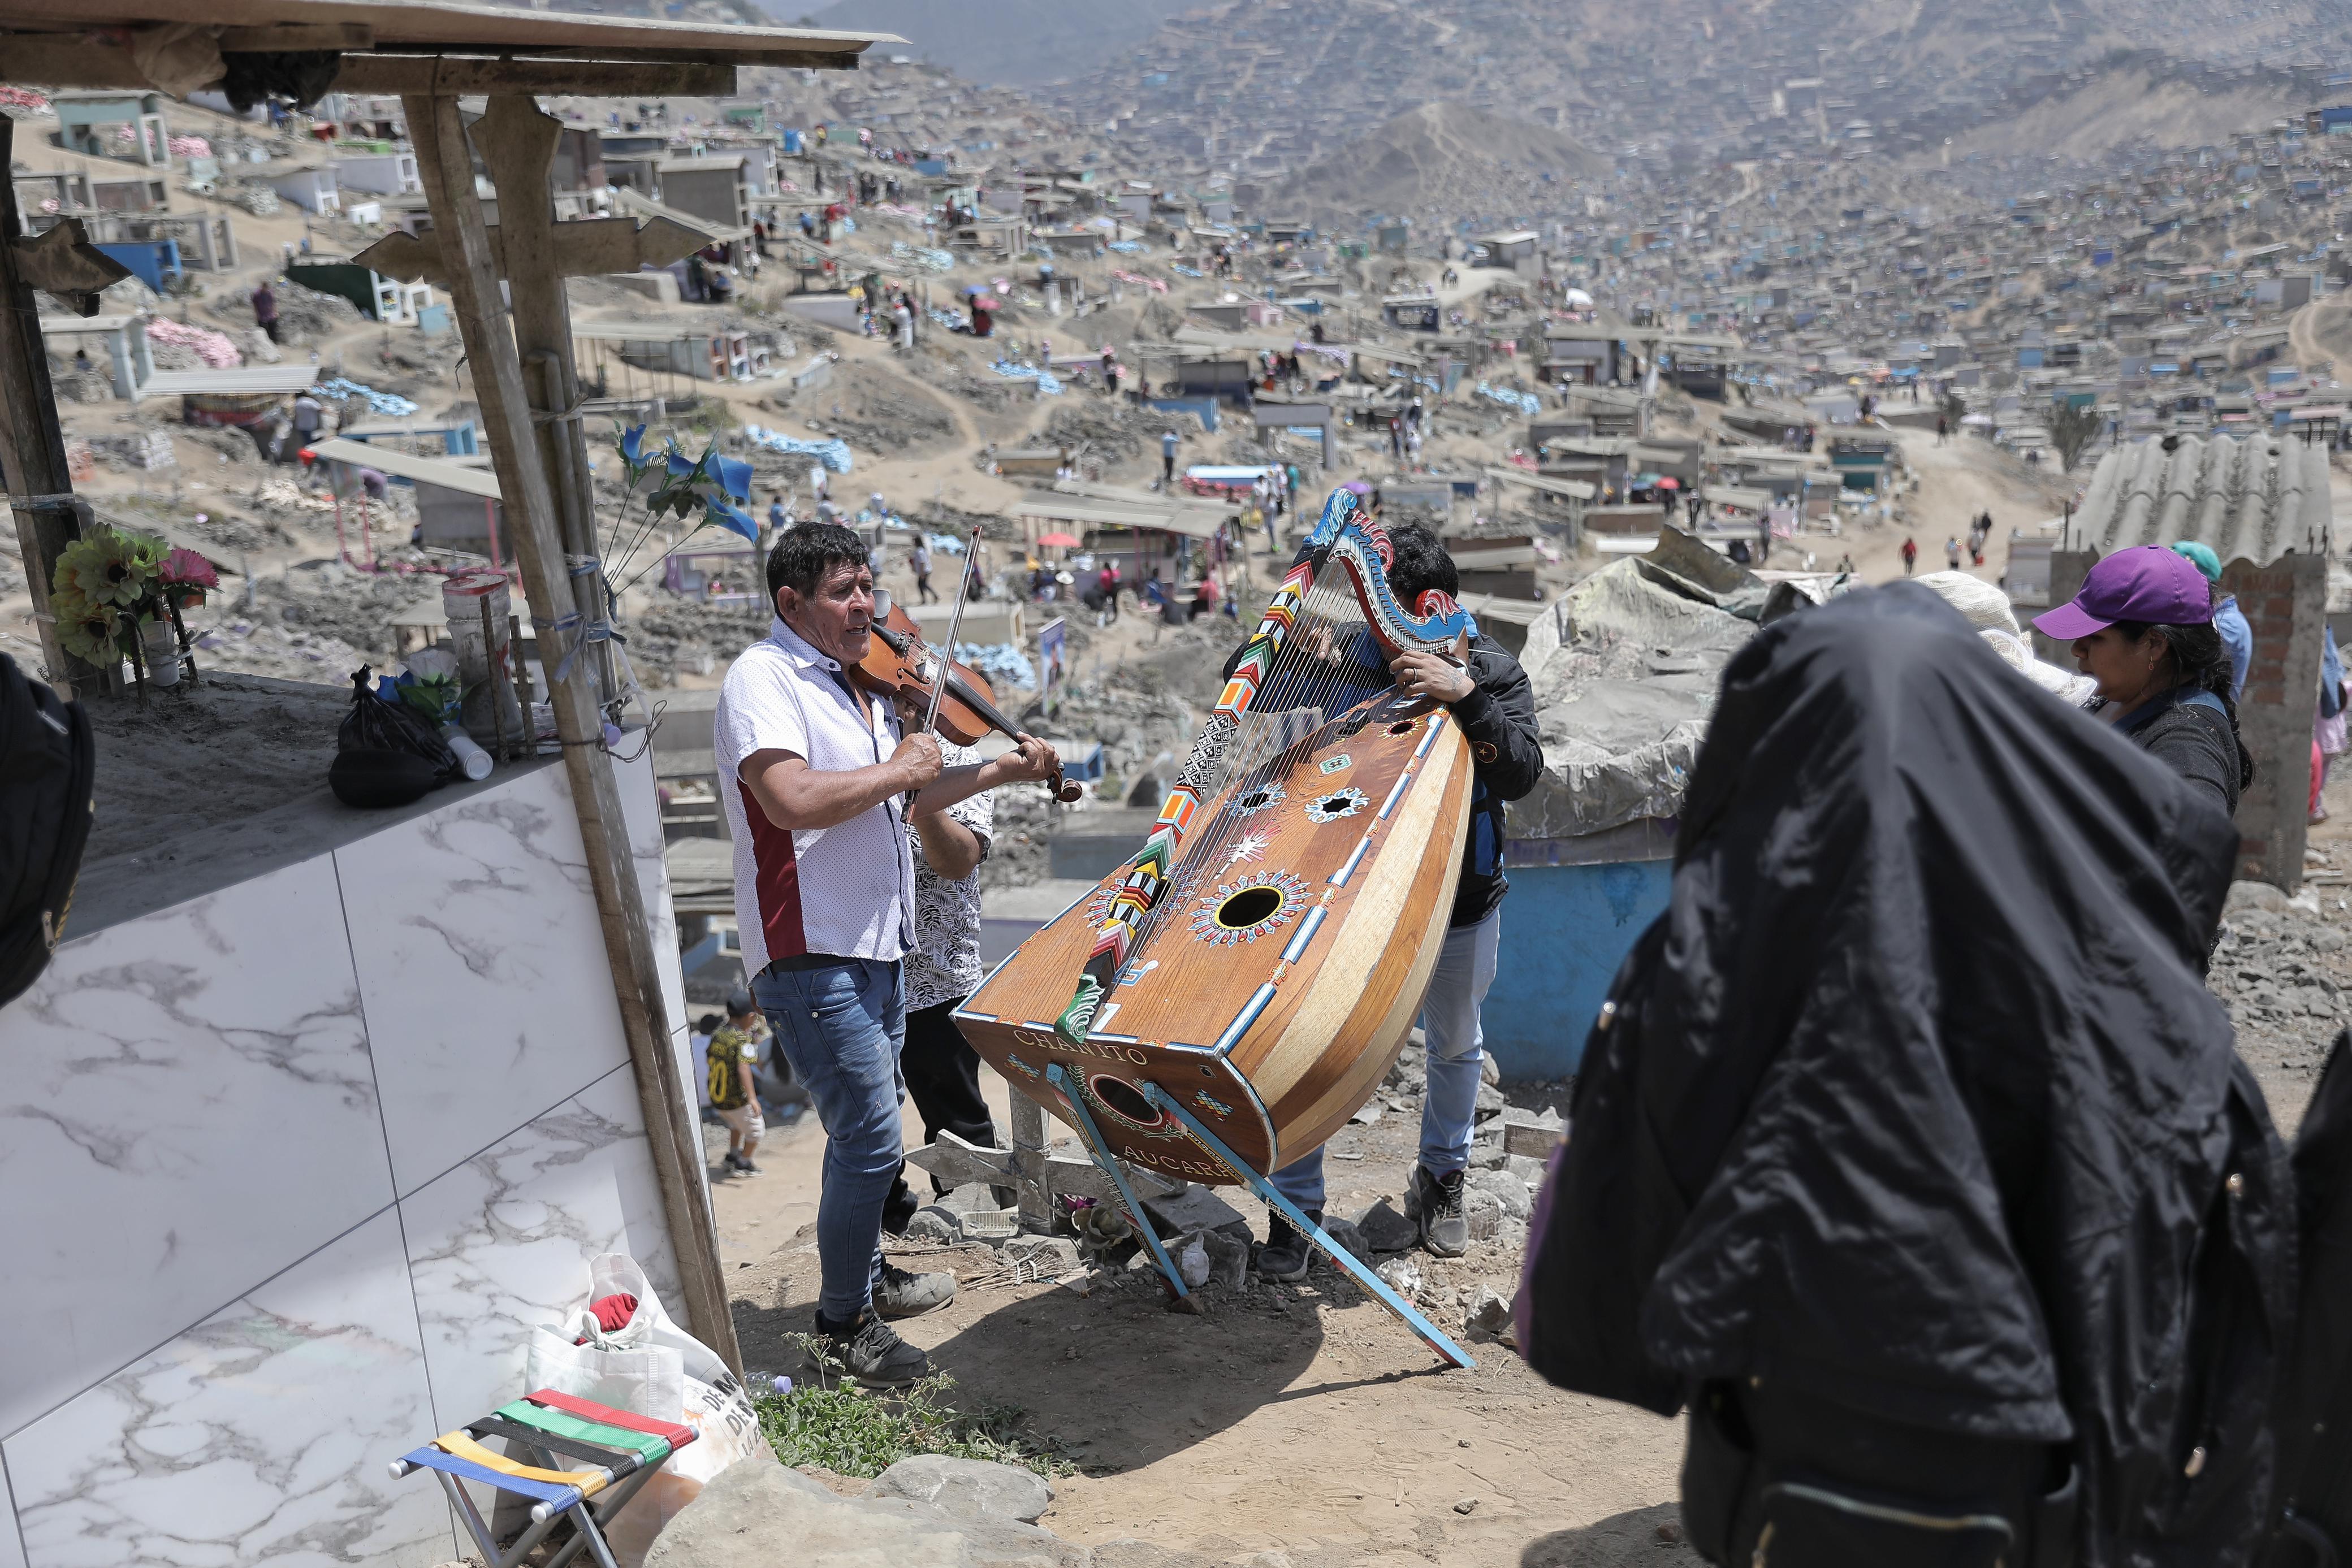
[1268,909,1502,1215]
[753,958,905,1323]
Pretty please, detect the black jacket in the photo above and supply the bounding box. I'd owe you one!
[1221,629,1542,928]
[1520,584,2294,1568]
[2111,688,2246,820]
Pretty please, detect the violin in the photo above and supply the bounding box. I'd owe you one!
[852,601,1083,803]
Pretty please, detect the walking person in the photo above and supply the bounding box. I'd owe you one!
[1246,525,1544,1276]
[911,538,937,605]
[1944,535,1962,571]
[1161,428,1180,487]
[252,279,280,345]
[715,523,1060,1383]
[705,990,767,1175]
[1901,535,1918,576]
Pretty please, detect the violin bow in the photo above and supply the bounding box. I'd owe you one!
[1051,488,1364,1045]
[920,525,983,735]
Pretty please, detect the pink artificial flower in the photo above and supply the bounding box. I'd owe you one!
[162,548,219,590]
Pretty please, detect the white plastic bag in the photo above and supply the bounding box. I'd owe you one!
[522,1324,685,1424]
[554,1256,763,1565]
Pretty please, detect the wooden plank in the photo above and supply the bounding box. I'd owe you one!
[0,36,148,90]
[351,214,707,288]
[218,21,373,49]
[333,55,736,97]
[405,90,742,1373]
[0,0,894,58]
[0,118,103,698]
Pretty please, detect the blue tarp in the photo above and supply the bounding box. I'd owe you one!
[742,422,853,473]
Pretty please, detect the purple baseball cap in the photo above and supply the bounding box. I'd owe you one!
[2031,544,2214,640]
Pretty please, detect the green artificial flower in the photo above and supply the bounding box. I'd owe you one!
[53,530,148,609]
[49,586,121,662]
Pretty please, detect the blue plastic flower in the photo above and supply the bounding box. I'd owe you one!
[616,423,652,483]
[703,497,760,542]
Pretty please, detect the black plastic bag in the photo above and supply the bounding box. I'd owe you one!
[337,669,457,780]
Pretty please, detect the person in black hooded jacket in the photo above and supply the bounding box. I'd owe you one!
[1518,582,2293,1568]
[1220,519,1543,1277]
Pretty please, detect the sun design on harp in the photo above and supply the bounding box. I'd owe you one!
[1191,869,1310,947]
[1303,786,1372,824]
[1223,830,1271,869]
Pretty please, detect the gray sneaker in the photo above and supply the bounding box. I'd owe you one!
[808,1310,929,1386]
[1407,1164,1468,1258]
[874,1262,957,1319]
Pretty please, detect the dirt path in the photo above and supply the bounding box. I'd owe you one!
[717,1071,1689,1567]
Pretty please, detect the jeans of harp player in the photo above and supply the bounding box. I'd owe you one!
[753,957,906,1323]
[1266,909,1502,1216]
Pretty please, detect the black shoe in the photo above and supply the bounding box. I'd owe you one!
[873,1262,956,1319]
[1257,1211,1320,1283]
[726,1151,761,1175]
[807,1309,929,1385]
[1408,1165,1468,1258]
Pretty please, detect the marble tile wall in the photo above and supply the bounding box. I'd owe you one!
[0,753,695,1568]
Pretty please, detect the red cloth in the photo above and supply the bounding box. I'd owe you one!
[587,1293,638,1337]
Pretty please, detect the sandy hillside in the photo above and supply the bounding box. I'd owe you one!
[1278,103,1607,222]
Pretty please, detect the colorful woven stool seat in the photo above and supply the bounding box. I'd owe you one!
[390,1389,700,1568]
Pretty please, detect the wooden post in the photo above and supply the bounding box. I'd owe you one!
[473,96,613,705]
[405,92,742,1374]
[0,116,100,697]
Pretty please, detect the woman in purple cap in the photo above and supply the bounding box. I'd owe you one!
[2033,544,2254,816]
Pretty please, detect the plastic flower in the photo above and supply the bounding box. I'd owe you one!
[616,423,652,485]
[49,587,121,662]
[684,441,757,542]
[161,547,218,591]
[53,530,148,609]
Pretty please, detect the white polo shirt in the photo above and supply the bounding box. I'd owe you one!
[715,616,917,973]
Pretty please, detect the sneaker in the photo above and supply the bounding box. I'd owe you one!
[1256,1211,1320,1283]
[1407,1165,1468,1258]
[807,1310,929,1386]
[872,1262,956,1319]
[726,1151,762,1175]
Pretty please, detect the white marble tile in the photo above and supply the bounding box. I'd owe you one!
[609,744,688,1039]
[1,1453,28,1568]
[399,1067,683,1437]
[336,765,630,1197]
[4,1211,456,1568]
[0,857,392,1440]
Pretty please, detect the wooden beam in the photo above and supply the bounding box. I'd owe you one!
[404,90,743,1376]
[0,119,103,698]
[11,220,134,315]
[0,36,150,91]
[218,21,372,50]
[350,214,708,289]
[332,55,735,97]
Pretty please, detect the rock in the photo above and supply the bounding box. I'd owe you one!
[1174,1232,1212,1289]
[1454,1497,1481,1515]
[1348,1099,1385,1127]
[959,1209,1020,1242]
[2229,881,2291,915]
[906,1209,959,1244]
[1321,1216,1368,1262]
[865,1456,1054,1525]
[1465,1284,1514,1339]
[1199,1227,1251,1289]
[1140,1185,1252,1240]
[645,1450,1088,1568]
[1504,1152,1549,1186]
[1002,1235,1082,1273]
[1502,1110,1564,1156]
[1480,1052,1502,1086]
[1466,1167,1533,1220]
[1354,1197,1419,1253]
[1465,1187,1503,1240]
[1474,1082,1506,1120]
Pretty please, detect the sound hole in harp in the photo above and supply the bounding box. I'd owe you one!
[1088,1074,1164,1128]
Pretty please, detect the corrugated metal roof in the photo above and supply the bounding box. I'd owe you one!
[2061,434,2332,566]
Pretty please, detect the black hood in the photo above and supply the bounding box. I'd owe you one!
[1523,583,2277,1562]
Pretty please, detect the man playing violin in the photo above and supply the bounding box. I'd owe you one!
[715,522,1057,1385]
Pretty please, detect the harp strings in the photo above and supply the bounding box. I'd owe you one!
[1125,555,1399,956]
